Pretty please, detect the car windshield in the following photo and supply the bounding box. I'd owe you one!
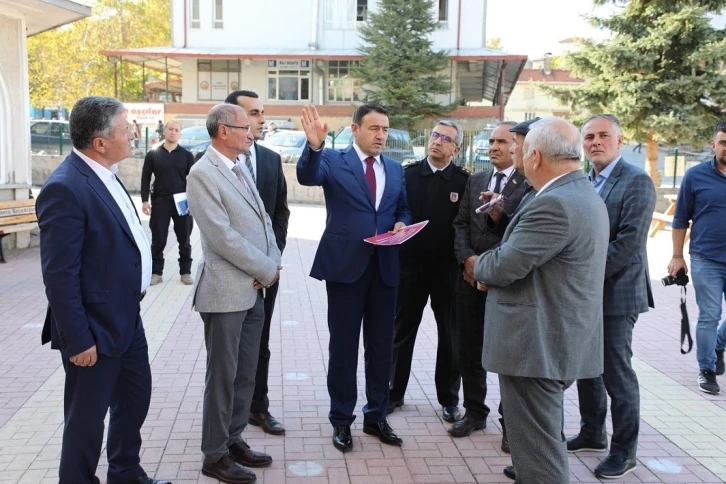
[266,133,306,148]
[180,127,210,142]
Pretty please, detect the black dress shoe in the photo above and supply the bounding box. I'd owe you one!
[107,474,171,484]
[387,399,404,415]
[363,421,403,445]
[441,406,461,423]
[594,454,637,479]
[503,466,516,480]
[447,414,486,438]
[248,412,285,435]
[499,417,509,453]
[228,440,272,467]
[202,453,256,483]
[566,433,608,453]
[333,425,353,452]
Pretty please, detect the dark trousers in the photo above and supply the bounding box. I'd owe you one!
[149,196,192,275]
[456,287,491,419]
[59,319,151,484]
[200,295,264,458]
[326,253,396,427]
[250,281,280,414]
[500,374,573,484]
[576,314,640,458]
[390,266,460,406]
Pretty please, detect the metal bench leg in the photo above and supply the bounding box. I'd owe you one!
[0,233,8,263]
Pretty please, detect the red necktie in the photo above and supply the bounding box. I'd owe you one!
[365,156,376,201]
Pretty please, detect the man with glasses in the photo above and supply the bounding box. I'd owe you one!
[669,122,726,395]
[451,122,527,439]
[388,121,470,422]
[187,104,282,484]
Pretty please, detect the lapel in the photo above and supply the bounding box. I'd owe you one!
[379,155,397,211]
[502,169,526,198]
[206,149,263,218]
[598,158,624,203]
[253,142,267,192]
[69,152,136,246]
[342,147,376,209]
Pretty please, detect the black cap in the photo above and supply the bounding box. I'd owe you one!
[509,117,541,135]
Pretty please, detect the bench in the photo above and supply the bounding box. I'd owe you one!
[0,200,38,263]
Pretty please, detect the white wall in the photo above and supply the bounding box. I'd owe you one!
[175,0,486,51]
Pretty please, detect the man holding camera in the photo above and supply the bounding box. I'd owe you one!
[568,114,657,479]
[669,122,726,395]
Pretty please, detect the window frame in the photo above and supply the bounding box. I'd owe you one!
[197,59,240,101]
[327,60,362,103]
[190,0,200,28]
[212,0,223,29]
[267,60,312,102]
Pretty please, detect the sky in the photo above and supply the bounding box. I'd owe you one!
[486,0,726,59]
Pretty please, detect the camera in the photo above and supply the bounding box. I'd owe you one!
[662,268,689,287]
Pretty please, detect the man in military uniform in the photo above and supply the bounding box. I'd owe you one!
[388,121,470,422]
[450,122,528,441]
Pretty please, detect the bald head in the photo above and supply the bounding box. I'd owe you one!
[206,103,253,160]
[207,103,245,139]
[522,117,582,190]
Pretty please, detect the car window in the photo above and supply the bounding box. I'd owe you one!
[50,123,63,136]
[30,122,49,135]
[180,127,211,141]
[266,133,306,148]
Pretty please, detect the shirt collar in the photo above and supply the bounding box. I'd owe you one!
[74,148,118,184]
[353,142,381,164]
[535,172,570,197]
[588,155,621,182]
[209,145,237,171]
[494,165,515,178]
[426,157,452,174]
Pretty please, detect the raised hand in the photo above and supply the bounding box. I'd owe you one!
[301,106,329,150]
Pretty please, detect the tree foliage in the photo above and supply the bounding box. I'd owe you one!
[544,0,726,156]
[27,0,170,110]
[353,0,458,129]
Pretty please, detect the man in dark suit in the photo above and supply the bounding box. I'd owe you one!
[475,117,610,484]
[37,96,170,484]
[388,121,470,422]
[567,114,657,479]
[297,104,412,452]
[451,122,527,439]
[224,90,290,435]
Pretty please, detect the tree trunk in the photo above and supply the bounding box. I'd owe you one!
[645,131,661,187]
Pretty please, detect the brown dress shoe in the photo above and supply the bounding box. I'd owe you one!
[228,440,272,467]
[248,412,285,435]
[202,453,256,483]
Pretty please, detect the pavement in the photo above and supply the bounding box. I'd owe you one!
[0,198,725,484]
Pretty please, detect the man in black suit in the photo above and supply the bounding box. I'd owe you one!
[225,90,290,435]
[451,122,527,439]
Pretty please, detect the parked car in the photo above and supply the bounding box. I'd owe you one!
[177,126,211,158]
[30,120,70,154]
[259,131,333,163]
[331,127,417,163]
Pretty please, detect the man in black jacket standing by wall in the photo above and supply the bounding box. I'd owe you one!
[141,120,195,286]
[388,121,469,422]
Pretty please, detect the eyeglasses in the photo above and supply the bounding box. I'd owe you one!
[223,124,252,133]
[430,131,457,145]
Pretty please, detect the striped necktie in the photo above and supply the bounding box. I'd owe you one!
[243,152,256,185]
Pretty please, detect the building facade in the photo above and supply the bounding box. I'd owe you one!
[102,0,526,129]
[504,68,583,122]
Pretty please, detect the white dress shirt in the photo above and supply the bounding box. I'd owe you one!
[487,165,515,192]
[73,148,152,292]
[352,142,385,210]
[535,172,571,197]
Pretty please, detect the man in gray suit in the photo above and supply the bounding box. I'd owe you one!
[474,117,610,484]
[567,114,657,479]
[187,104,282,484]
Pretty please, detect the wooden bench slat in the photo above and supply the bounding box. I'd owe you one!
[651,212,674,222]
[0,222,38,235]
[0,200,35,210]
[0,214,38,227]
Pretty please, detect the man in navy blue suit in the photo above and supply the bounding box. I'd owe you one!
[37,96,170,484]
[297,104,412,452]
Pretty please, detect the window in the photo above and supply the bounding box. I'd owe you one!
[324,0,365,29]
[438,0,448,28]
[267,60,311,102]
[197,60,240,101]
[525,112,536,121]
[213,0,223,29]
[327,61,362,102]
[190,0,200,28]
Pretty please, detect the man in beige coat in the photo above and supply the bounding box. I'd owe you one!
[187,104,282,484]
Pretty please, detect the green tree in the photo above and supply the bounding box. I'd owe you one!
[544,0,726,185]
[353,0,458,129]
[486,37,504,50]
[27,0,170,110]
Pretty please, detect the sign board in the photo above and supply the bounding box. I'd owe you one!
[124,103,165,125]
[268,60,310,69]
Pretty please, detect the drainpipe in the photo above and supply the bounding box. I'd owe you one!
[456,0,463,50]
[183,0,188,47]
[309,0,319,50]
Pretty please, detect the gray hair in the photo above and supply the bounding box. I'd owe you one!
[207,104,241,138]
[69,96,126,150]
[436,120,464,146]
[582,114,622,136]
[524,116,582,162]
